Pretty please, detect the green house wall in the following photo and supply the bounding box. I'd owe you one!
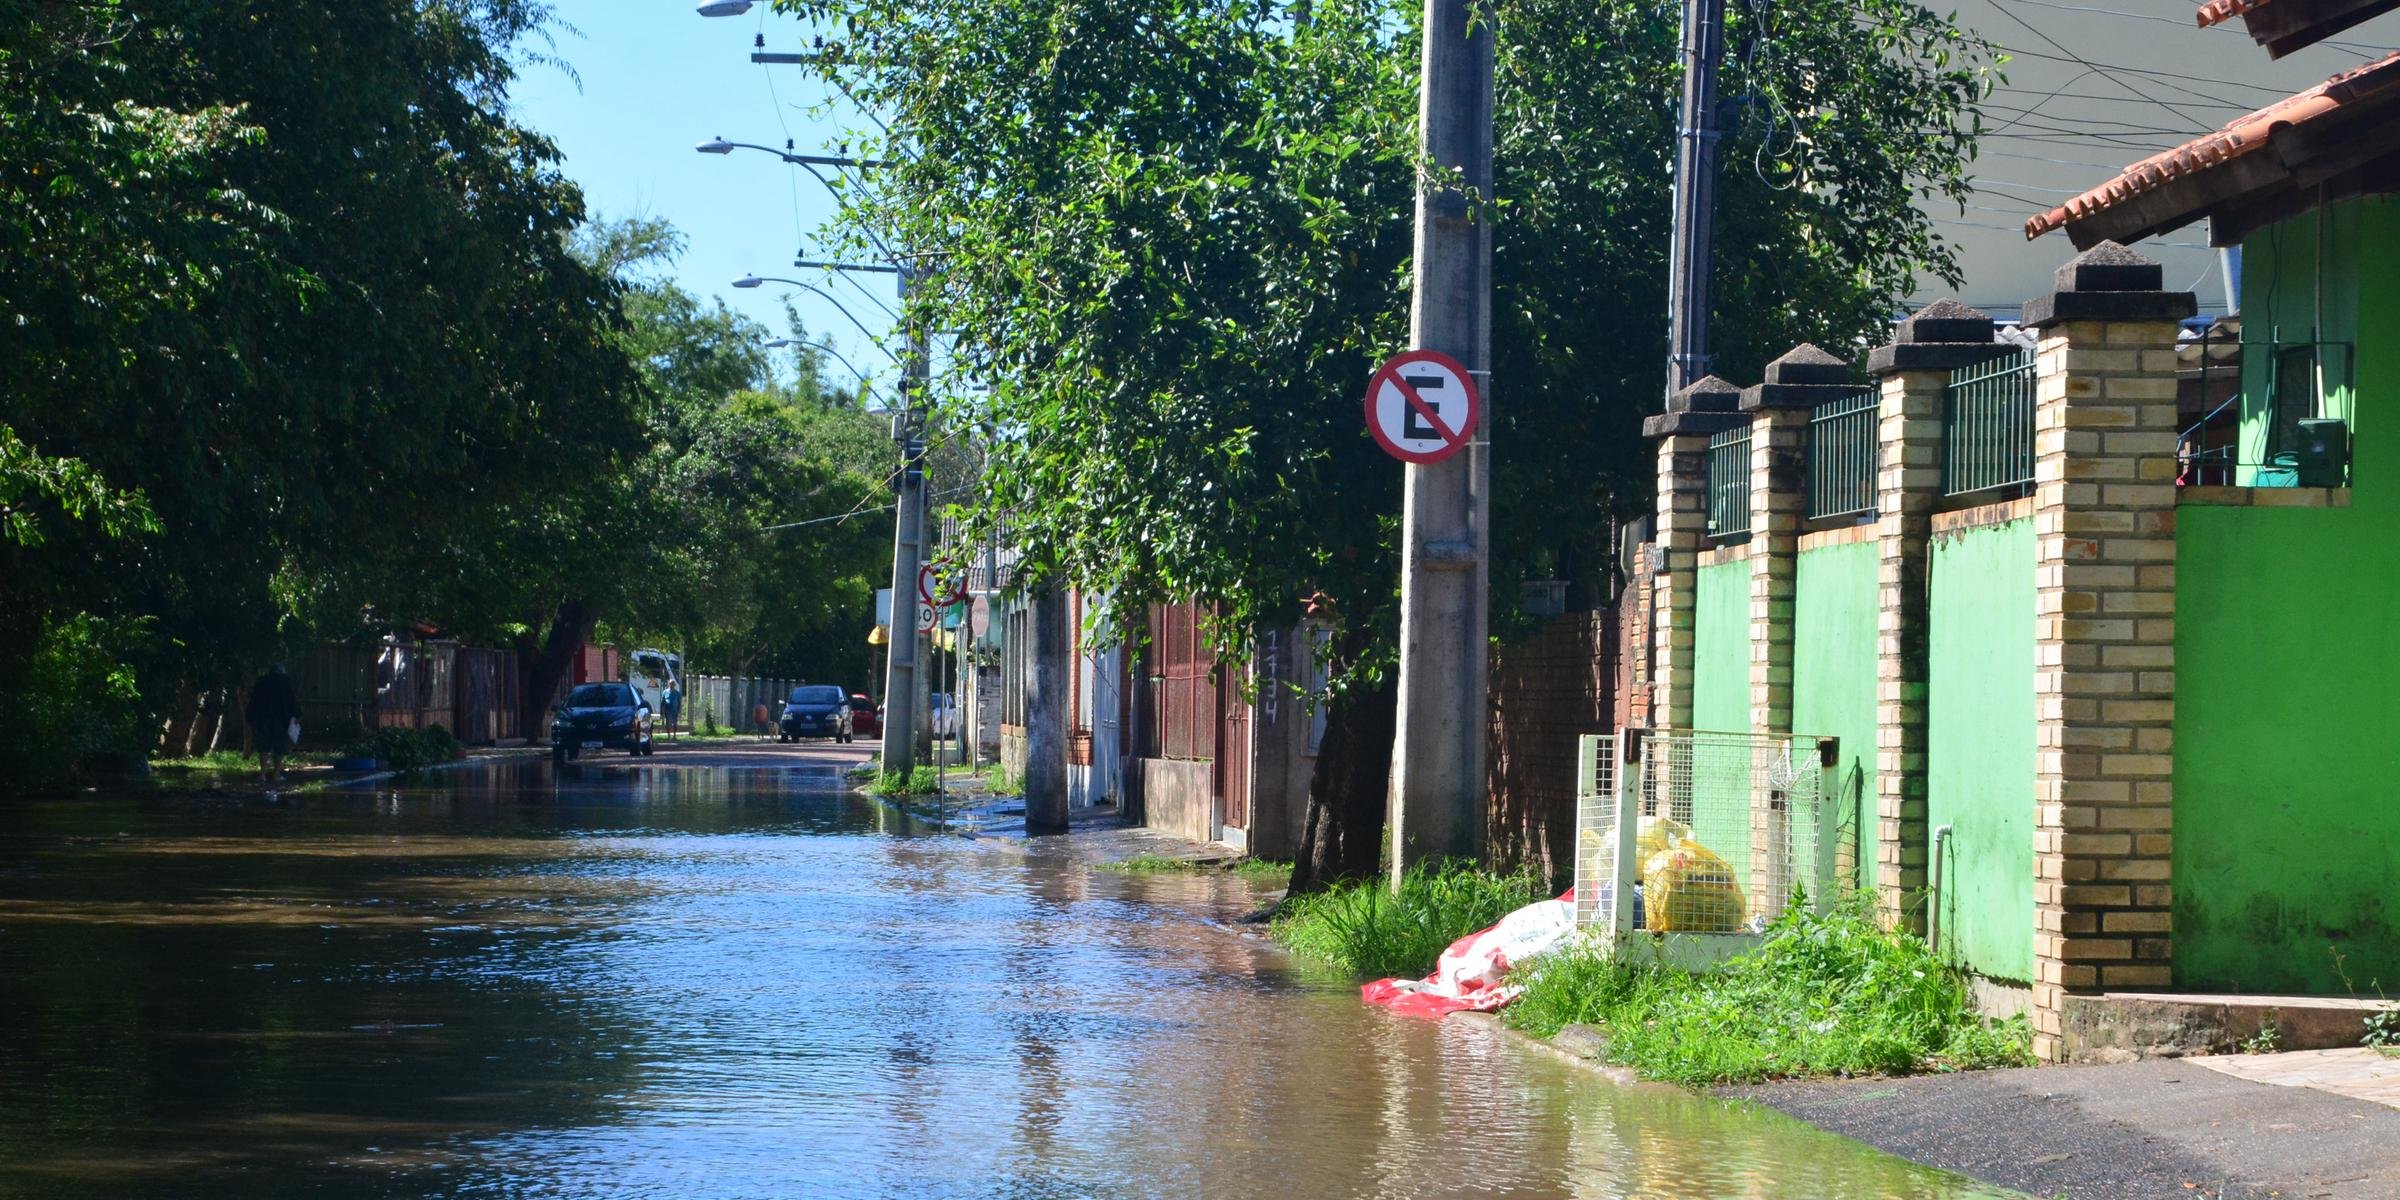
[1693,557,1751,735]
[1927,516,2036,983]
[1792,538,1879,887]
[2174,199,2400,992]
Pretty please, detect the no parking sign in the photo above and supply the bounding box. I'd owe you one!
[1364,349,1480,465]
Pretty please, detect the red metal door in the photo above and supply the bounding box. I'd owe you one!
[1215,664,1250,830]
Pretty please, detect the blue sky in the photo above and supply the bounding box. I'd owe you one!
[508,2,897,392]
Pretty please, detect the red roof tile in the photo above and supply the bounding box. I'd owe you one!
[2195,0,2266,27]
[2024,51,2400,240]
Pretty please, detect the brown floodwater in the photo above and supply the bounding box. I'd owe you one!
[0,759,2020,1198]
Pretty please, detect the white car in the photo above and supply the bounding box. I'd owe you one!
[928,693,959,739]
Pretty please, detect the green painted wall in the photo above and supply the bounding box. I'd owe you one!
[1793,539,1880,888]
[1927,517,2036,983]
[2236,198,2362,482]
[2176,199,2400,992]
[1693,558,1751,735]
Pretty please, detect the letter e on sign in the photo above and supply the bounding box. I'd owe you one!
[1365,350,1479,465]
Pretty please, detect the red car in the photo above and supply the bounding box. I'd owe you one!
[848,693,882,737]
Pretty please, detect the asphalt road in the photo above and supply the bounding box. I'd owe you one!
[1723,1057,2400,1200]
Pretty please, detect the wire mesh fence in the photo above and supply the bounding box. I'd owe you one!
[1576,729,1836,940]
[1806,387,1878,521]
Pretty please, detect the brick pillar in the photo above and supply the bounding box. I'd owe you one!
[2022,243,2195,1063]
[1741,346,1857,915]
[1643,377,1745,733]
[1865,301,1998,932]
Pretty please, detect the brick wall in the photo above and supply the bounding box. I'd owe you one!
[1486,610,1618,889]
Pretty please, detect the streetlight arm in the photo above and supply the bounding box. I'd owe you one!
[739,277,900,358]
[769,338,876,390]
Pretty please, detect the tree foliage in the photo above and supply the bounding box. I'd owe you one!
[776,0,1991,881]
[0,0,635,697]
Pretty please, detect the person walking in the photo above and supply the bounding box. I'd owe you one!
[245,664,301,786]
[661,678,682,740]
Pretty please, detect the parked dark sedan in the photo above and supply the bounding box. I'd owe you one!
[780,684,852,743]
[551,682,655,763]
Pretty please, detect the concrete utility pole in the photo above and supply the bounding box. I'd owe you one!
[1387,0,1495,878]
[880,264,928,775]
[1023,579,1069,833]
[1664,0,1726,395]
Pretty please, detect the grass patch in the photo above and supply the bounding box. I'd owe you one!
[981,763,1021,794]
[870,765,942,797]
[156,748,332,772]
[1504,893,2032,1085]
[1100,854,1292,886]
[1271,861,1545,979]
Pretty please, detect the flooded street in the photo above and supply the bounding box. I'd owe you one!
[0,756,2016,1198]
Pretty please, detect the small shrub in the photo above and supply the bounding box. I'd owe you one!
[1505,893,2033,1085]
[1271,861,1546,979]
[20,613,153,789]
[342,725,462,772]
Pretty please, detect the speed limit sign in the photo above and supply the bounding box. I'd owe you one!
[915,601,938,633]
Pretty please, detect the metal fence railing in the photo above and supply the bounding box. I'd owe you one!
[1806,387,1878,521]
[1707,424,1752,539]
[1943,346,2037,500]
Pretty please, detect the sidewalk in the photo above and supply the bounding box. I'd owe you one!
[1725,1055,2400,1200]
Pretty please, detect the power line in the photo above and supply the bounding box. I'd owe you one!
[1983,0,2218,130]
[1991,0,2397,54]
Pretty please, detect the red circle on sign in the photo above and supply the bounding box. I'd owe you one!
[1364,349,1480,465]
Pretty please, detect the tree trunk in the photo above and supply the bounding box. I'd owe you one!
[1287,626,1397,897]
[1024,580,1070,832]
[519,598,596,739]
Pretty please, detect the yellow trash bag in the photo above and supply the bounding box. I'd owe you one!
[1637,814,1692,864]
[1642,836,1747,933]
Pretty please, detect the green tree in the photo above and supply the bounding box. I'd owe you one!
[0,0,638,770]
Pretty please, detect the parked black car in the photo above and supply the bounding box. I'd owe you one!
[552,682,655,763]
[780,684,853,743]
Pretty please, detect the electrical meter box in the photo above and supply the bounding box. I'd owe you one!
[2296,418,2350,488]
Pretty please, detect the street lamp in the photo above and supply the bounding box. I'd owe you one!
[695,137,890,170]
[695,1,751,15]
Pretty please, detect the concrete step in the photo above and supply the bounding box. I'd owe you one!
[2065,990,2395,1062]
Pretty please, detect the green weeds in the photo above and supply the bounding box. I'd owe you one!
[870,765,942,797]
[1101,854,1292,887]
[156,748,332,772]
[2241,1022,2283,1054]
[1505,894,2032,1085]
[2364,1007,2400,1050]
[982,763,1021,794]
[1271,862,1545,979]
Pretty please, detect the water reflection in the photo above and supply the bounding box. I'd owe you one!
[0,762,2018,1198]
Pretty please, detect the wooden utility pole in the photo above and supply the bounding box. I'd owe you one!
[1387,0,1495,879]
[1665,0,1726,395]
